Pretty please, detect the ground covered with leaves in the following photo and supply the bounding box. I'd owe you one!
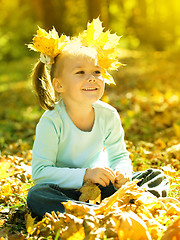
[0,50,180,239]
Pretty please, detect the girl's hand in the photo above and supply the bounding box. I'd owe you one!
[114,170,130,189]
[83,167,116,187]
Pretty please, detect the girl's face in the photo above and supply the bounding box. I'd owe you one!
[54,53,105,107]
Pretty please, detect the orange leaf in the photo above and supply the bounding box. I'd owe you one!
[161,217,180,240]
[115,211,151,240]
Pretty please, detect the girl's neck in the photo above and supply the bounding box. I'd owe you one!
[63,99,95,132]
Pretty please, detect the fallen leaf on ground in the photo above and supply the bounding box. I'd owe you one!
[25,212,36,234]
[161,217,180,240]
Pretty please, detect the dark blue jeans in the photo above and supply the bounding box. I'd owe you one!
[27,168,169,218]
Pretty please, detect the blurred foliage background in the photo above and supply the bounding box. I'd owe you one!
[0,0,180,152]
[1,0,180,61]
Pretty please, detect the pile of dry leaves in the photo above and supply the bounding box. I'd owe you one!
[25,179,180,240]
[0,140,180,240]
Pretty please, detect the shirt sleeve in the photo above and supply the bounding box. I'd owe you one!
[104,110,133,178]
[32,115,86,189]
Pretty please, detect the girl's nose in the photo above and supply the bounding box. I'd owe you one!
[88,75,96,82]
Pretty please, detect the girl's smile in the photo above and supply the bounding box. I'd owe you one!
[82,87,98,91]
[54,53,105,108]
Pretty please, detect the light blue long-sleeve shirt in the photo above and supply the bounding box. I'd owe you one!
[32,99,132,189]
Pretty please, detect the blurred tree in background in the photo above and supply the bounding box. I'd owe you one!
[0,0,36,60]
[0,0,180,61]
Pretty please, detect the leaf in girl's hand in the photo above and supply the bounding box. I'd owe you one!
[78,180,101,203]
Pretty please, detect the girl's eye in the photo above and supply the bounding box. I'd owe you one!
[94,70,101,74]
[75,71,85,75]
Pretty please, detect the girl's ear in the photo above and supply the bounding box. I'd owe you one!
[53,78,64,93]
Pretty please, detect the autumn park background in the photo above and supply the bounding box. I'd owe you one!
[0,0,180,239]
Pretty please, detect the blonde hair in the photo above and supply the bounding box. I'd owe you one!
[32,44,98,110]
[32,57,58,110]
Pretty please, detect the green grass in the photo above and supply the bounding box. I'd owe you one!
[0,57,44,151]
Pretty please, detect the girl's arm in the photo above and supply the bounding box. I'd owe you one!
[32,116,86,189]
[104,110,133,179]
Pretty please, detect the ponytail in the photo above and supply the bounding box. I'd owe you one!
[32,61,56,110]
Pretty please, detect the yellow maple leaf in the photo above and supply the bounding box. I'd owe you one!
[63,201,92,218]
[94,180,140,215]
[36,27,48,37]
[101,68,115,85]
[135,191,161,213]
[67,227,85,240]
[104,33,121,49]
[78,18,121,84]
[0,219,6,228]
[0,162,13,180]
[0,182,13,196]
[25,213,36,234]
[28,27,70,64]
[86,17,104,43]
[82,18,121,50]
[95,31,110,48]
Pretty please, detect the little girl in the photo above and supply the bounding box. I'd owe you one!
[27,19,169,218]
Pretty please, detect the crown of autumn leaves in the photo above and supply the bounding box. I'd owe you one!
[28,18,122,84]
